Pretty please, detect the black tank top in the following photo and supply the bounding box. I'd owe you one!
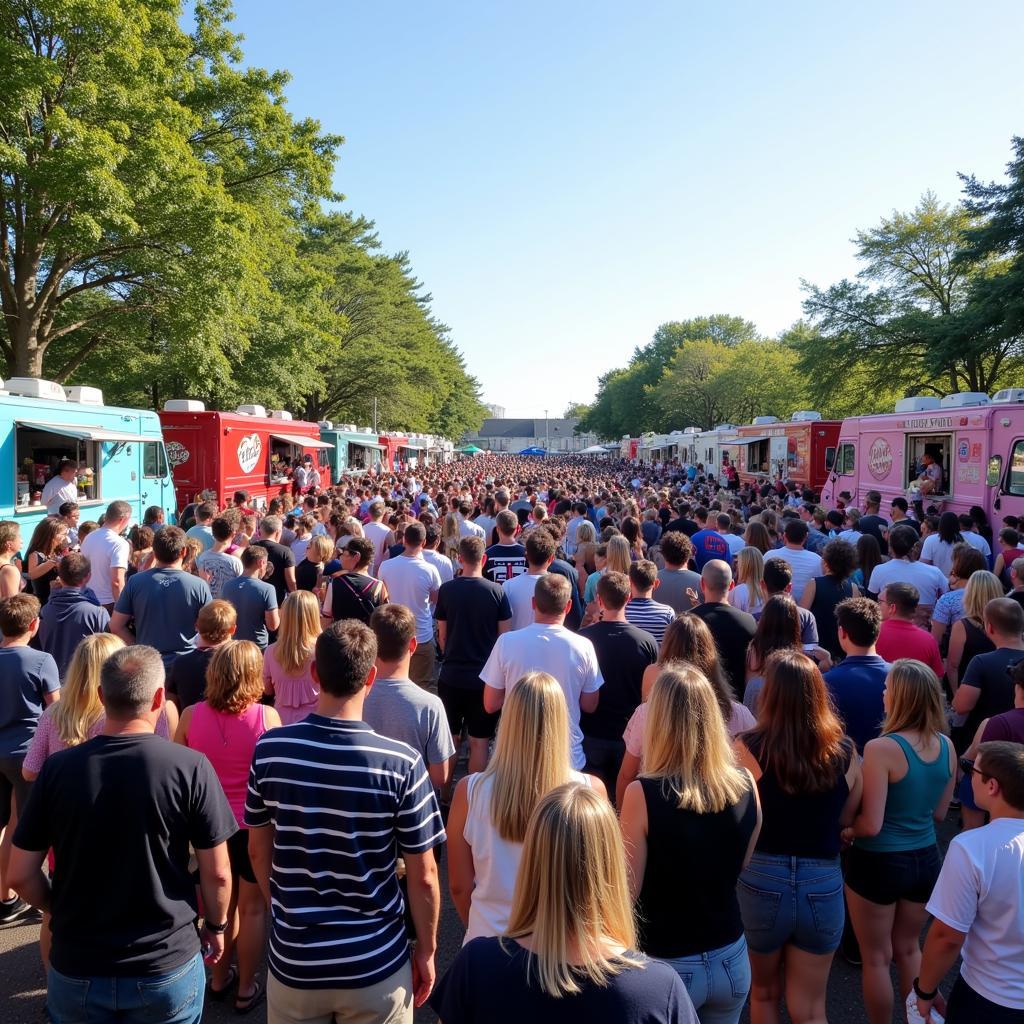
[958,617,994,679]
[808,575,854,659]
[745,732,853,858]
[636,776,757,958]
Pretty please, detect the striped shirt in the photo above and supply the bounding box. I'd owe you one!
[623,597,676,645]
[245,716,445,989]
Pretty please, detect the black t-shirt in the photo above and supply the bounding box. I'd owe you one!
[484,542,527,585]
[579,621,658,740]
[690,603,756,700]
[295,558,321,592]
[434,576,512,688]
[960,647,1024,736]
[430,937,697,1024]
[637,776,758,958]
[666,516,699,537]
[14,733,236,978]
[328,571,387,624]
[166,647,215,710]
[252,539,295,605]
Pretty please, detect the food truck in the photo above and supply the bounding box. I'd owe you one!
[159,402,333,510]
[688,425,738,477]
[620,436,641,460]
[728,412,841,492]
[0,377,176,535]
[317,423,385,482]
[821,391,1024,522]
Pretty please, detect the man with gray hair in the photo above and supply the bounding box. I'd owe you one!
[80,499,132,611]
[10,645,236,1023]
[691,559,756,699]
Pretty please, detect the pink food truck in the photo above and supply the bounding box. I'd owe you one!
[821,390,1024,522]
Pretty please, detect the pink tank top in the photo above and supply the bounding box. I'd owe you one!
[188,702,267,825]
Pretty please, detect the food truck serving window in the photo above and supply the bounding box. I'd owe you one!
[906,434,952,494]
[1007,441,1024,496]
[15,424,99,506]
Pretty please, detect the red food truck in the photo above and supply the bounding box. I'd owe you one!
[159,402,334,511]
[726,412,841,493]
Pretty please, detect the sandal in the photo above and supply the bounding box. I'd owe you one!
[235,979,265,1015]
[207,964,238,1001]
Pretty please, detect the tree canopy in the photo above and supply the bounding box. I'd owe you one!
[0,0,484,436]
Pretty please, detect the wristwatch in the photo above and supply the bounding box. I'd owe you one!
[205,920,228,935]
[913,977,938,1001]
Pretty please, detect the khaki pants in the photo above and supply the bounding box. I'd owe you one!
[267,961,412,1024]
[409,639,436,690]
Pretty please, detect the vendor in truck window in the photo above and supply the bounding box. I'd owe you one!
[916,452,944,496]
[42,459,78,515]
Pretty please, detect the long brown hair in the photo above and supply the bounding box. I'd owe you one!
[748,649,847,793]
[658,614,732,721]
[748,594,801,672]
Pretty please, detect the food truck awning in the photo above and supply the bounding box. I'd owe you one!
[270,432,334,449]
[730,436,769,445]
[346,440,386,451]
[17,420,152,443]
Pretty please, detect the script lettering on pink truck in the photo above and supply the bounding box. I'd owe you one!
[237,433,263,474]
[868,437,893,480]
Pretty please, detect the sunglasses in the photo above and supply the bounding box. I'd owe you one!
[959,757,990,781]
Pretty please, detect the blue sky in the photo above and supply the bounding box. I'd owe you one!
[235,1,1023,418]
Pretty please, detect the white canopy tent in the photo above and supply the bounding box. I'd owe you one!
[580,444,610,455]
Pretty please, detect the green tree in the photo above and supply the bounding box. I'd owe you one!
[0,0,339,380]
[799,192,1021,402]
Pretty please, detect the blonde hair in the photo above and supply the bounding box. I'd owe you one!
[506,784,641,997]
[963,570,1004,624]
[53,634,124,746]
[205,640,264,714]
[882,659,947,736]
[307,535,334,563]
[735,546,766,613]
[605,535,632,575]
[642,663,748,813]
[484,672,573,843]
[275,590,321,675]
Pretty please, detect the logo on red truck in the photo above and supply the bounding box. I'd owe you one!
[166,441,190,468]
[237,433,263,474]
[868,437,893,480]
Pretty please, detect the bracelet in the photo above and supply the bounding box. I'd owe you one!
[913,977,938,1001]
[205,920,228,935]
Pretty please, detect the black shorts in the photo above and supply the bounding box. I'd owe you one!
[438,682,500,740]
[845,844,941,905]
[227,829,257,885]
[0,756,31,829]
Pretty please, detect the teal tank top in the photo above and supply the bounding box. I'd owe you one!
[856,733,951,853]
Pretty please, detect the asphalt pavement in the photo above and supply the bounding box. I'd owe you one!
[0,810,963,1023]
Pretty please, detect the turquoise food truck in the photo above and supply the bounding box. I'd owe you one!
[317,423,386,482]
[0,378,176,536]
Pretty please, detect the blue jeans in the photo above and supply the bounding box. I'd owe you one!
[738,853,844,955]
[47,952,204,1023]
[660,934,750,1024]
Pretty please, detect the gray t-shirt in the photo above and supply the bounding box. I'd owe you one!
[196,549,243,599]
[362,676,456,769]
[222,575,278,650]
[113,568,211,664]
[657,567,702,614]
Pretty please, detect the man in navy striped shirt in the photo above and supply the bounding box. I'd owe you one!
[623,560,676,645]
[247,620,445,1023]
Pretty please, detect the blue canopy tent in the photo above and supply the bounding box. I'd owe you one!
[518,446,547,456]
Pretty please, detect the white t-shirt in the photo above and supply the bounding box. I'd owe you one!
[423,548,455,585]
[868,558,949,607]
[721,532,745,558]
[80,527,130,605]
[293,466,308,488]
[41,476,78,515]
[378,553,442,643]
[961,530,992,562]
[926,817,1024,1009]
[458,516,485,540]
[363,520,391,573]
[502,571,545,631]
[919,535,958,577]
[480,623,603,770]
[763,547,823,602]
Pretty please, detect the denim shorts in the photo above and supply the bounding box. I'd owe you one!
[845,844,941,905]
[737,853,844,955]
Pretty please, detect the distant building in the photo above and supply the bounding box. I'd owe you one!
[484,403,506,419]
[463,417,605,454]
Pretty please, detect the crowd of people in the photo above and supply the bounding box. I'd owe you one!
[0,452,1022,1024]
